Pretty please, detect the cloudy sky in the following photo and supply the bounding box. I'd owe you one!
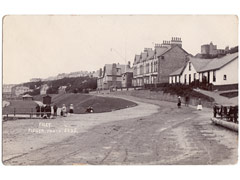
[3,15,238,84]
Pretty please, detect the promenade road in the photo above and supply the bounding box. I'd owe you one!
[2,94,238,165]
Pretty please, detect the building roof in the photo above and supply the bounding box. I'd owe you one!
[188,57,212,72]
[22,94,33,98]
[155,46,170,57]
[146,49,155,60]
[198,52,238,72]
[134,55,141,64]
[103,63,129,76]
[169,52,238,76]
[169,66,185,76]
[140,52,147,62]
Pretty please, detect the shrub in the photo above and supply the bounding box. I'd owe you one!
[161,84,214,102]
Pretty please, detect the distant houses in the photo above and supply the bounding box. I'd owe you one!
[97,63,133,90]
[41,71,97,81]
[3,84,33,98]
[169,52,238,90]
[30,78,42,82]
[132,37,189,86]
[2,84,17,98]
[40,84,49,95]
[58,86,67,94]
[12,85,32,97]
[121,63,133,88]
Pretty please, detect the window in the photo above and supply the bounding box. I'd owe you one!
[154,61,157,72]
[184,74,187,84]
[151,62,153,72]
[189,74,191,84]
[189,62,191,71]
[161,56,164,60]
[146,63,149,73]
[213,71,216,82]
[194,73,196,81]
[223,75,227,80]
[175,76,177,83]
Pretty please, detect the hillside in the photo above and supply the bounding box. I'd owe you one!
[3,94,137,115]
[22,76,97,96]
[51,93,137,113]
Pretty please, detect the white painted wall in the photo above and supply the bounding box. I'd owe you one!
[180,61,198,84]
[214,58,238,85]
[169,58,238,86]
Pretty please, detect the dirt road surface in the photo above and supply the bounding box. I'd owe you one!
[2,94,238,165]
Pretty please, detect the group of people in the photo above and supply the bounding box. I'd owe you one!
[60,104,74,117]
[213,104,238,123]
[35,104,74,118]
[177,96,202,110]
[36,104,52,118]
[86,106,94,113]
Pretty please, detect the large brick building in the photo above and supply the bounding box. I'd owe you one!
[132,37,189,86]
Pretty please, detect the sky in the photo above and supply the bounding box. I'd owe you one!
[3,15,238,84]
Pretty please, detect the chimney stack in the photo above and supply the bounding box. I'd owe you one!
[171,37,182,48]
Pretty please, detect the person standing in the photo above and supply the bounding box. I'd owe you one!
[185,96,190,106]
[69,104,74,114]
[36,105,40,117]
[53,104,58,116]
[40,105,45,117]
[45,105,51,118]
[62,104,67,117]
[177,96,181,108]
[197,98,202,110]
[213,104,217,118]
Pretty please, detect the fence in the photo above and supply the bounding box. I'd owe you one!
[2,107,53,120]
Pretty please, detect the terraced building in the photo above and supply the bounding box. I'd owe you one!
[132,37,189,87]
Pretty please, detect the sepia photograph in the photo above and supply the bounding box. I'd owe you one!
[2,15,238,165]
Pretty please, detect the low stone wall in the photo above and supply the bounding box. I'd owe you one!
[113,89,214,108]
[211,118,238,132]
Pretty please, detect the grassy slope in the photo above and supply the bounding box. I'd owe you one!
[3,93,137,114]
[220,91,238,98]
[52,93,137,114]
